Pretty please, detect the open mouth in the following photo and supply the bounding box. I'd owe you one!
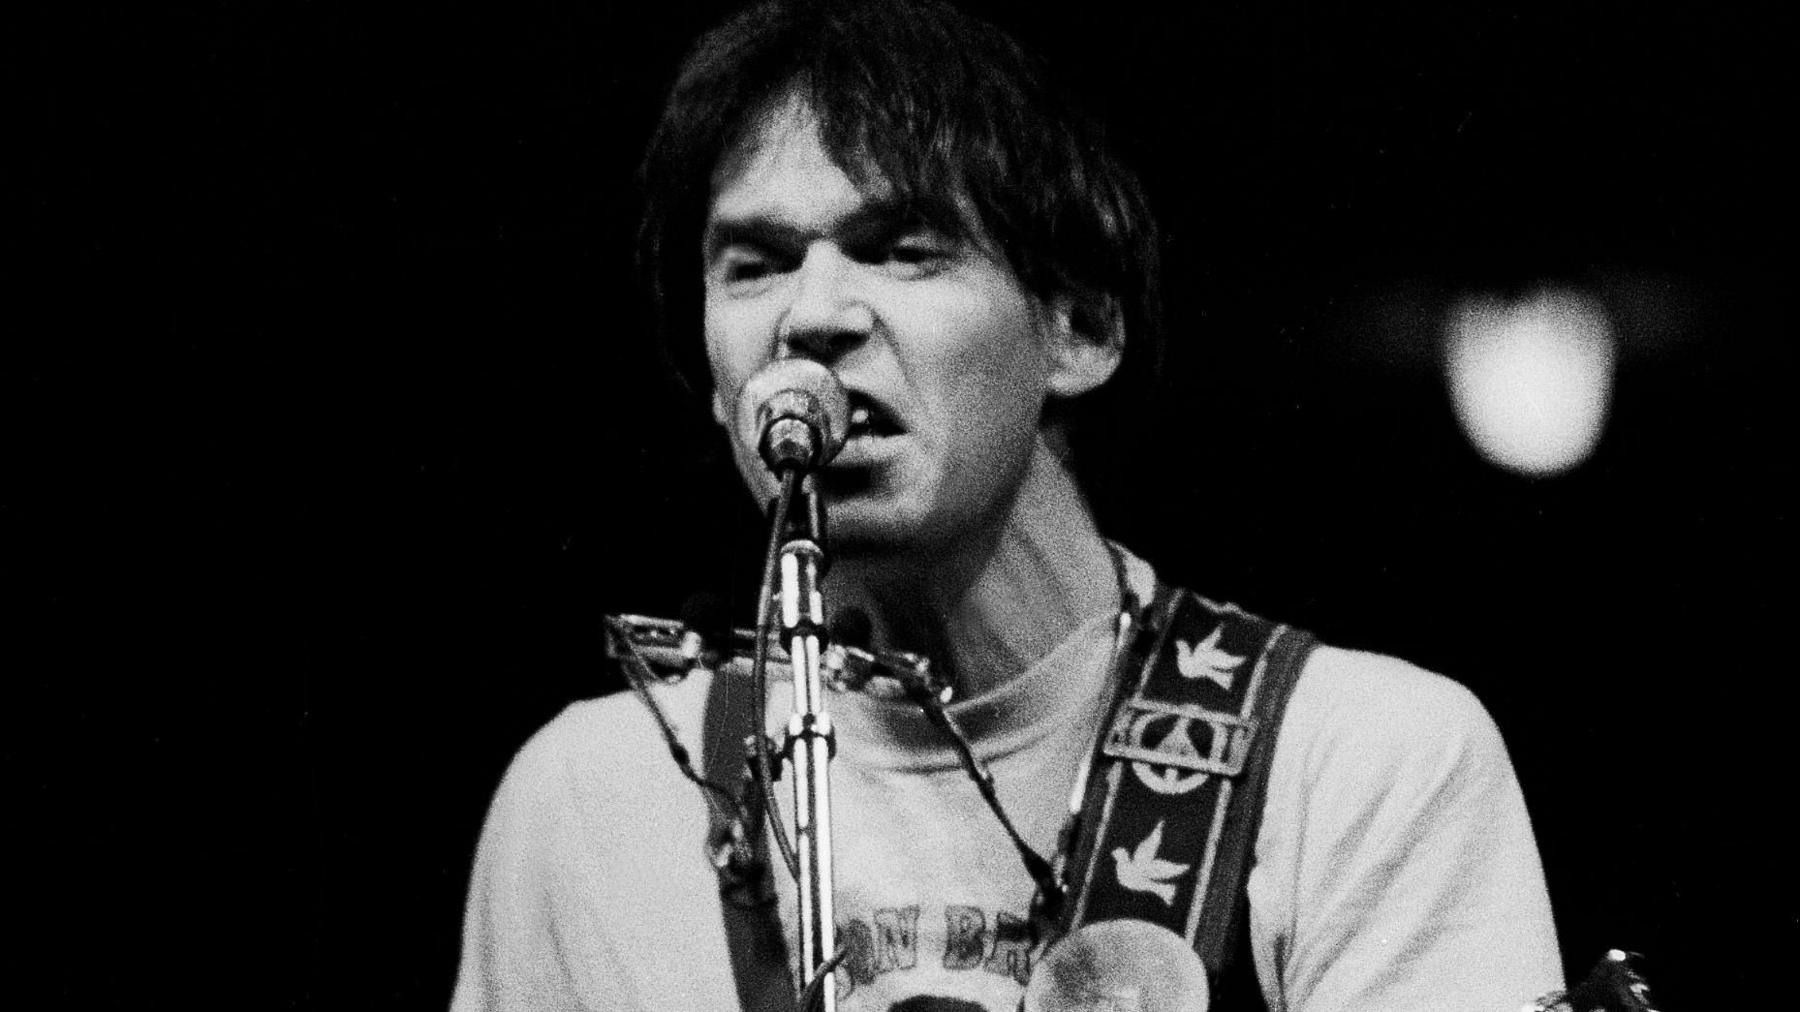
[845,391,904,442]
[828,391,904,480]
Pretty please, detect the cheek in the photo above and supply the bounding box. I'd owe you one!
[930,297,1049,418]
[702,298,765,396]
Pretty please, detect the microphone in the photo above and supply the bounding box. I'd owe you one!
[1022,919,1211,1012]
[734,358,850,473]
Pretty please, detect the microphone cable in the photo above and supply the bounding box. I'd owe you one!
[749,467,803,882]
[607,615,749,835]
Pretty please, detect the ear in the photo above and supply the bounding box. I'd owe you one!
[1042,292,1124,398]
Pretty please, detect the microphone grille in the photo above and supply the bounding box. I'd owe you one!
[734,358,850,469]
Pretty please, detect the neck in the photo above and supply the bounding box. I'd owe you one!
[826,440,1119,699]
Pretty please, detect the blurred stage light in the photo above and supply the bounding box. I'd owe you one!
[1445,288,1615,477]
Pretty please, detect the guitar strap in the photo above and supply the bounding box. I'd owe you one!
[1058,583,1315,998]
[703,670,796,1012]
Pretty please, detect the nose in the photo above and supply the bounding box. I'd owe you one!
[776,245,873,364]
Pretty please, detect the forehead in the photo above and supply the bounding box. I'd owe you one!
[707,100,881,229]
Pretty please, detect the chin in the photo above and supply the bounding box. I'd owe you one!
[814,486,942,556]
[816,499,915,553]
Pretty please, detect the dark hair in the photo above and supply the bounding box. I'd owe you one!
[637,0,1161,428]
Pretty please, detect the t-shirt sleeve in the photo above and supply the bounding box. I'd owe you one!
[449,692,737,1012]
[450,711,634,1012]
[1249,647,1563,1012]
[451,724,585,1012]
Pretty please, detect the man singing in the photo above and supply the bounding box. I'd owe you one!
[453,2,1561,1009]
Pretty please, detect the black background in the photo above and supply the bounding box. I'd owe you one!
[10,1,1791,1008]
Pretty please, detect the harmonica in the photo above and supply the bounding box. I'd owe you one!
[604,612,950,703]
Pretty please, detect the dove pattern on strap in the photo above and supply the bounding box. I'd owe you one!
[1059,585,1316,984]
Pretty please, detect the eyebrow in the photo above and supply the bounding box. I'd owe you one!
[701,197,944,263]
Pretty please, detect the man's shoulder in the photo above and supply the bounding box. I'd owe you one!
[1292,644,1492,729]
[490,676,717,813]
[543,672,713,746]
[1278,643,1510,782]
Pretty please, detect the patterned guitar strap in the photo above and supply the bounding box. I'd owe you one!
[1054,582,1316,1007]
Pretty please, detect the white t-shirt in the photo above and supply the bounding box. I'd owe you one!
[452,557,1561,1011]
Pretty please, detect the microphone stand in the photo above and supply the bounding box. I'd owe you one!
[770,469,839,1011]
[735,358,851,1010]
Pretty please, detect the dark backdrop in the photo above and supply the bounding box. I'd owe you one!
[11,2,1790,1008]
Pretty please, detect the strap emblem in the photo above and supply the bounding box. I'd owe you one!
[1112,820,1190,905]
[1104,699,1258,795]
[1175,627,1245,690]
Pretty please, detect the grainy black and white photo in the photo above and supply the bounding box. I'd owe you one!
[12,1,1788,1009]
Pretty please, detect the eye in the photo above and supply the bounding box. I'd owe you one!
[889,242,938,264]
[879,231,955,277]
[726,258,770,282]
[710,245,790,292]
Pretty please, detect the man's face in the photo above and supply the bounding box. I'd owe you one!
[702,102,1062,553]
